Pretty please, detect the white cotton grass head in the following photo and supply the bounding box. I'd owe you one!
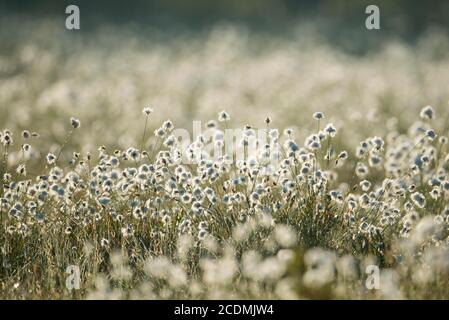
[70,117,81,129]
[424,129,437,143]
[360,180,371,191]
[1,130,13,146]
[205,120,217,128]
[338,151,348,160]
[3,87,449,300]
[283,128,294,137]
[324,123,337,137]
[218,110,230,122]
[162,119,174,132]
[16,164,26,176]
[265,116,272,125]
[143,106,153,116]
[419,105,434,120]
[411,192,426,209]
[22,144,31,153]
[438,136,447,145]
[46,153,56,165]
[313,112,324,120]
[100,238,109,248]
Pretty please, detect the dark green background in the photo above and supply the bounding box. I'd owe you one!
[1,1,447,34]
[1,0,448,53]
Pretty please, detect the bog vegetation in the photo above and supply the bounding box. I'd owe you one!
[1,20,449,299]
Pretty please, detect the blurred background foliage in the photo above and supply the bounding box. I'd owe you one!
[1,0,449,52]
[1,0,449,164]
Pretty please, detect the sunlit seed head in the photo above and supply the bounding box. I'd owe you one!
[100,238,109,248]
[370,136,384,151]
[426,129,436,141]
[181,193,192,204]
[265,116,272,125]
[429,188,441,200]
[324,123,337,137]
[355,162,368,178]
[338,151,348,160]
[162,120,174,132]
[46,153,56,165]
[198,229,207,240]
[308,140,321,151]
[402,201,412,212]
[420,105,434,120]
[206,120,217,128]
[317,130,327,141]
[359,221,370,233]
[121,224,134,237]
[21,130,30,139]
[1,131,12,146]
[218,110,230,122]
[283,128,294,137]
[313,112,324,120]
[355,146,366,158]
[368,154,382,167]
[360,180,371,191]
[70,117,81,129]
[411,192,426,209]
[143,106,154,116]
[126,147,140,161]
[16,164,26,176]
[154,127,165,138]
[199,221,208,230]
[3,173,11,182]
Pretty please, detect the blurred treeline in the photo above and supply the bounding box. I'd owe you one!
[1,0,448,34]
[1,0,448,52]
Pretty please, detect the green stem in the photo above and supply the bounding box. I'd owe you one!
[140,115,149,152]
[55,129,74,164]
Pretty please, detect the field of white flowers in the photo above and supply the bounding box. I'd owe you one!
[1,20,449,299]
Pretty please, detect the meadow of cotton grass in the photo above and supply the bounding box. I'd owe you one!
[1,20,449,300]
